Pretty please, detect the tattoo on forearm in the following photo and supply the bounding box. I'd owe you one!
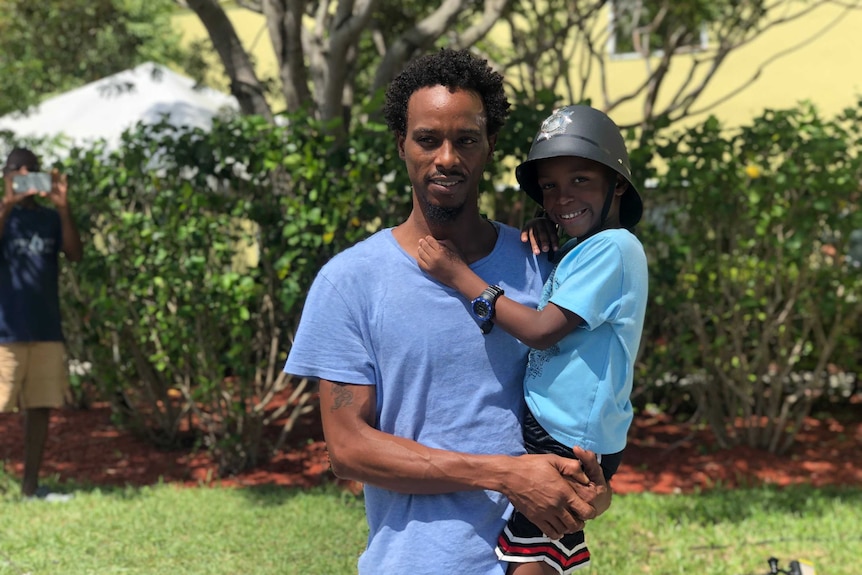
[330,383,354,412]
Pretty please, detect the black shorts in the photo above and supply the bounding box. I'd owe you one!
[495,408,625,574]
[522,408,623,482]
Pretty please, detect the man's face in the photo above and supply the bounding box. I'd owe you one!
[537,156,624,238]
[397,86,495,223]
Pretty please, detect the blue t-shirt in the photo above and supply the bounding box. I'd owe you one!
[0,205,64,343]
[524,229,648,455]
[284,224,551,575]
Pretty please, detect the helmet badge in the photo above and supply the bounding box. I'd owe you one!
[536,108,573,142]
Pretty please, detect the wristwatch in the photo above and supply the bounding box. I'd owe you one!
[471,285,505,334]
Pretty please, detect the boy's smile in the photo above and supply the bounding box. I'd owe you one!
[537,156,623,237]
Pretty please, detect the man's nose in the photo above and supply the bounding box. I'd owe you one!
[435,141,459,169]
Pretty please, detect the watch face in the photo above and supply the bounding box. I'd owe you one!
[472,299,492,320]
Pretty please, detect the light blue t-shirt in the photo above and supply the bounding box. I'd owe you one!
[524,228,648,455]
[284,224,551,575]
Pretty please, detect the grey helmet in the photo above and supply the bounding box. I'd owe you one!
[516,105,643,229]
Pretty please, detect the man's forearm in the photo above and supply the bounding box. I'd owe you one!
[326,417,516,494]
[0,201,12,238]
[57,205,83,261]
[328,425,599,538]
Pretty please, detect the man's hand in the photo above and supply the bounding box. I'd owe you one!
[502,453,591,539]
[417,235,469,288]
[520,216,559,256]
[503,448,612,540]
[46,169,69,210]
[2,173,37,207]
[569,446,612,518]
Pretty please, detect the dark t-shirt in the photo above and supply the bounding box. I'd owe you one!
[0,204,64,342]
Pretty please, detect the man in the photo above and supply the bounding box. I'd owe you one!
[283,49,610,574]
[0,147,83,499]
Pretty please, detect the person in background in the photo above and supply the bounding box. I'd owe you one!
[418,105,648,574]
[0,147,83,500]
[283,50,611,575]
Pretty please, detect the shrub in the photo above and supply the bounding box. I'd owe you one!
[639,100,862,453]
[57,110,413,473]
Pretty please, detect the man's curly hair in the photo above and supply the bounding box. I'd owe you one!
[383,48,510,138]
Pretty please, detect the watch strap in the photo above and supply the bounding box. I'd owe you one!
[475,284,504,334]
[480,284,505,305]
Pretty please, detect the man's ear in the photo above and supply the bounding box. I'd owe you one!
[487,134,498,161]
[614,176,628,196]
[396,133,407,160]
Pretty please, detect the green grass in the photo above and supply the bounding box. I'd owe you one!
[1,469,860,575]
[591,486,862,575]
[0,474,367,575]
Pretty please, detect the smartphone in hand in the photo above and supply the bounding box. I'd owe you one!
[12,172,52,194]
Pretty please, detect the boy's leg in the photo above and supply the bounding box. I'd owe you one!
[22,407,50,496]
[509,562,558,574]
[19,342,70,496]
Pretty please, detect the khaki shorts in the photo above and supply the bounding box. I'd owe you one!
[0,342,70,411]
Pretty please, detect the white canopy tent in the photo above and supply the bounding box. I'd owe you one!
[0,62,238,151]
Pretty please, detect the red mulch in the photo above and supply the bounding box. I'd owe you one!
[2,396,861,494]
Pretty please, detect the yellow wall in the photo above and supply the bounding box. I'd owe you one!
[172,3,862,127]
[597,2,862,128]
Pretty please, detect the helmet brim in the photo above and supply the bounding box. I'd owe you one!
[515,138,643,229]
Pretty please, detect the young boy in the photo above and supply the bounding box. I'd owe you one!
[417,104,648,575]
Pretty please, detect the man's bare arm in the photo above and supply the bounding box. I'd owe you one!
[319,378,611,538]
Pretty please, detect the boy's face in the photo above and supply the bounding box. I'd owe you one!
[537,156,625,237]
[397,86,495,223]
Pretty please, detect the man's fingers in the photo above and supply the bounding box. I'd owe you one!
[536,519,562,540]
[535,508,584,539]
[556,455,589,484]
[572,446,604,485]
[571,446,612,518]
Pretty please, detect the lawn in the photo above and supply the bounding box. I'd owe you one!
[1,470,859,575]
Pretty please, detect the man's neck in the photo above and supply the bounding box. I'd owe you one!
[394,209,498,264]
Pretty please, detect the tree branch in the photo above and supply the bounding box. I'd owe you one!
[371,0,494,94]
[184,0,273,120]
[263,0,311,112]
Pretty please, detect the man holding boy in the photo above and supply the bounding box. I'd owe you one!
[284,49,611,574]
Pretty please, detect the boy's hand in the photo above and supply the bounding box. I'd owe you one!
[2,173,37,207]
[521,216,559,255]
[417,235,468,288]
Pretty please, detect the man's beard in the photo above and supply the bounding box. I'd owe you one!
[424,201,465,223]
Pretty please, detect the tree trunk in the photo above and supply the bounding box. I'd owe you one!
[186,0,274,121]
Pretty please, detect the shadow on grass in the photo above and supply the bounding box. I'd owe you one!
[0,467,166,502]
[1,463,364,508]
[657,483,862,525]
[233,477,365,509]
